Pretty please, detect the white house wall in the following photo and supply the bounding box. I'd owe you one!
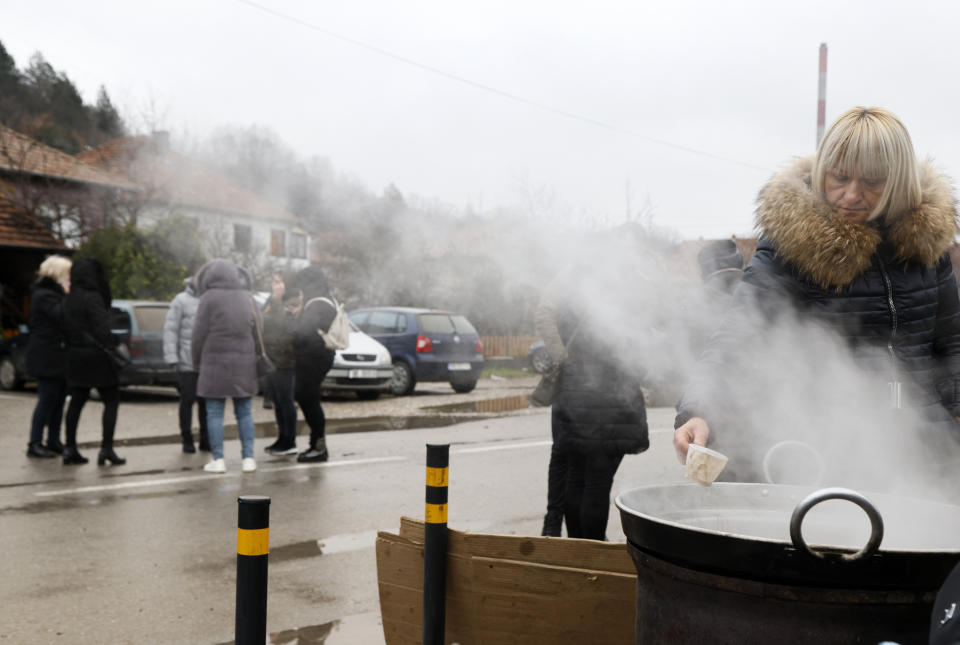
[138,204,310,271]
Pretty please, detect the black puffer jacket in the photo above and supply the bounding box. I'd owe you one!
[62,258,118,388]
[25,277,67,380]
[293,267,336,374]
[538,273,648,456]
[677,157,960,452]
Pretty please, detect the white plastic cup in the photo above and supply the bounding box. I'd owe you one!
[685,444,729,486]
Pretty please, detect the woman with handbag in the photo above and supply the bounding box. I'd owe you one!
[62,257,126,466]
[191,259,259,474]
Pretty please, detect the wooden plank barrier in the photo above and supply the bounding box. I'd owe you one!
[480,336,540,358]
[376,517,636,645]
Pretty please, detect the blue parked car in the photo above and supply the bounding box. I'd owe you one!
[347,307,484,395]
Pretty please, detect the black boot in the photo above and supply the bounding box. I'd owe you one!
[27,442,57,459]
[297,437,328,463]
[97,448,126,466]
[45,438,65,455]
[182,433,196,453]
[63,446,89,465]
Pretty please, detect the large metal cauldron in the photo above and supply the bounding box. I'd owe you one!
[616,483,960,645]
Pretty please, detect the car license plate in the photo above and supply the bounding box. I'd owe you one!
[448,362,471,371]
[348,369,379,378]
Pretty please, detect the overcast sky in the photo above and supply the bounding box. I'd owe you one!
[4,0,960,239]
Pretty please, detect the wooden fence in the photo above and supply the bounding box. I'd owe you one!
[480,335,539,358]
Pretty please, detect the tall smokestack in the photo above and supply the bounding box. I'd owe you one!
[816,43,827,149]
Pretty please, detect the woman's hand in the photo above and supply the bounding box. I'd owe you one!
[673,417,710,464]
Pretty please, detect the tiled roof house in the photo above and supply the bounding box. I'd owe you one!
[77,133,311,271]
[0,125,135,329]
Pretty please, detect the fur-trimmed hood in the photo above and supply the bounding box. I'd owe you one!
[755,157,957,289]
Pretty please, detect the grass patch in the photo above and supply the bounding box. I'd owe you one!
[482,366,535,379]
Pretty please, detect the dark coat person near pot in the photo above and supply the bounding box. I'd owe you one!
[674,107,960,490]
[25,255,72,458]
[537,262,650,541]
[61,257,125,466]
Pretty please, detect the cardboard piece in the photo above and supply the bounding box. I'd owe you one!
[376,517,637,644]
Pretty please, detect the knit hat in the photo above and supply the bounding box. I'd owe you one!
[697,239,743,280]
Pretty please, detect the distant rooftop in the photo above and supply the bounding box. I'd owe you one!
[0,191,67,250]
[0,125,136,190]
[77,134,297,223]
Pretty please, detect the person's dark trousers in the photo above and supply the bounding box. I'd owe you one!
[29,378,67,448]
[295,365,328,447]
[542,412,569,536]
[177,370,207,445]
[261,372,275,409]
[65,385,121,449]
[563,449,624,541]
[272,368,297,447]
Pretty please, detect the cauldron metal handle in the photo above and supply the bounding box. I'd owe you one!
[789,487,884,562]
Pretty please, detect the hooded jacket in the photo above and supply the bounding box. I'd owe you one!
[191,259,258,398]
[677,157,960,454]
[25,276,67,380]
[62,257,119,388]
[163,278,200,370]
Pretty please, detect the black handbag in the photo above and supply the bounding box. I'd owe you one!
[529,364,561,407]
[84,331,131,370]
[251,297,276,378]
[529,318,582,408]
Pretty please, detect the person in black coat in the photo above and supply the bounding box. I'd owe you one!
[674,107,960,490]
[61,257,125,466]
[536,257,650,541]
[292,266,337,463]
[25,255,72,458]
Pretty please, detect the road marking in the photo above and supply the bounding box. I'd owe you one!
[455,440,551,454]
[34,456,405,497]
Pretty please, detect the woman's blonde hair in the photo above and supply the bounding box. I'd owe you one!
[37,255,72,281]
[812,106,921,221]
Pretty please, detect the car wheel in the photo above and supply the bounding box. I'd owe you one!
[389,360,416,396]
[450,379,477,394]
[0,356,24,391]
[530,346,552,375]
[356,391,381,401]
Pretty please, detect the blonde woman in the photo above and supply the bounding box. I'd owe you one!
[674,107,960,478]
[25,254,72,458]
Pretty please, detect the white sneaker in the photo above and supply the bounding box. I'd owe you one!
[203,458,226,474]
[242,458,257,473]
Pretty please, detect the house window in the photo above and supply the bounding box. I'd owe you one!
[289,233,307,259]
[234,224,252,252]
[271,229,286,256]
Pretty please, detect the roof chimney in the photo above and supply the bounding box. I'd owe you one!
[151,131,170,154]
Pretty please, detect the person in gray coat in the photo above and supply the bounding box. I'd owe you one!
[191,259,259,474]
[163,277,208,453]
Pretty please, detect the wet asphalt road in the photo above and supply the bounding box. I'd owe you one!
[0,379,684,644]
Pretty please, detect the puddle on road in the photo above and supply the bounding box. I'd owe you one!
[269,613,386,645]
[427,394,531,414]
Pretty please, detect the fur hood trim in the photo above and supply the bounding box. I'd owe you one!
[755,156,957,289]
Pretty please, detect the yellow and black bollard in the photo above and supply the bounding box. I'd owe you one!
[236,495,270,645]
[423,443,449,645]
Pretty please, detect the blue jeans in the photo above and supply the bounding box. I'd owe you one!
[205,397,254,460]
